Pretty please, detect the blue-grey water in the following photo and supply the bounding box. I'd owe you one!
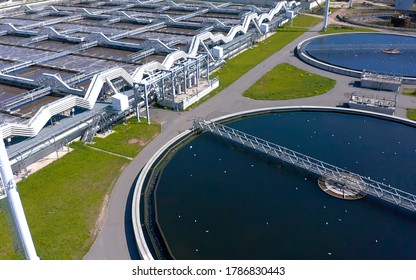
[154,111,416,259]
[304,33,416,77]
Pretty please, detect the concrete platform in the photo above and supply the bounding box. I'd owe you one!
[318,173,367,200]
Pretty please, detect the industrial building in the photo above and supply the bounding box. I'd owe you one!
[0,0,300,175]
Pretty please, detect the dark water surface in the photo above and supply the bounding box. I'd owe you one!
[154,111,416,259]
[304,33,416,77]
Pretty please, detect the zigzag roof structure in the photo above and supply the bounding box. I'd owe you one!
[0,0,300,140]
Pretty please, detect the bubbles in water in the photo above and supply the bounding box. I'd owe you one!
[157,109,416,259]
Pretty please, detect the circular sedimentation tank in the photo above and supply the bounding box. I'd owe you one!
[296,33,416,82]
[134,107,416,260]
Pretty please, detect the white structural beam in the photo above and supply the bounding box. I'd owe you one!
[105,77,119,95]
[144,87,150,125]
[0,1,301,140]
[0,140,39,260]
[323,0,330,32]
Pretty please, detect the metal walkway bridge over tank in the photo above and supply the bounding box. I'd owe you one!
[193,117,416,213]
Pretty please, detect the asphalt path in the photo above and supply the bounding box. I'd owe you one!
[84,21,416,259]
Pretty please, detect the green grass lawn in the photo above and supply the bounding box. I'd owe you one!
[402,88,416,97]
[188,15,322,109]
[243,63,336,100]
[0,143,129,260]
[320,24,376,34]
[0,119,160,259]
[407,108,416,121]
[89,117,161,158]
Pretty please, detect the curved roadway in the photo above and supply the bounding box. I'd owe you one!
[84,20,416,260]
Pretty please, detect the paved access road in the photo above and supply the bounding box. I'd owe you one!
[84,21,416,259]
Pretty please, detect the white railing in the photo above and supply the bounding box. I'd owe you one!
[194,118,416,212]
[0,1,299,140]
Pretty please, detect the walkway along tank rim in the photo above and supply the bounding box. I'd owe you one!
[131,105,416,260]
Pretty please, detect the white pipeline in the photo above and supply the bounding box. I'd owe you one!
[0,140,39,260]
[323,0,330,32]
[9,118,95,167]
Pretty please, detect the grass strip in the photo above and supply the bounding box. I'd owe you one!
[407,108,416,121]
[89,117,161,158]
[320,24,376,34]
[402,88,416,97]
[243,63,336,100]
[0,143,129,259]
[188,15,322,109]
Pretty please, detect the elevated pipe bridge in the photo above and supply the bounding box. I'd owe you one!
[193,117,416,213]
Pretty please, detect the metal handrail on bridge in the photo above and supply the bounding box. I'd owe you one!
[126,48,155,63]
[0,86,51,111]
[193,117,416,212]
